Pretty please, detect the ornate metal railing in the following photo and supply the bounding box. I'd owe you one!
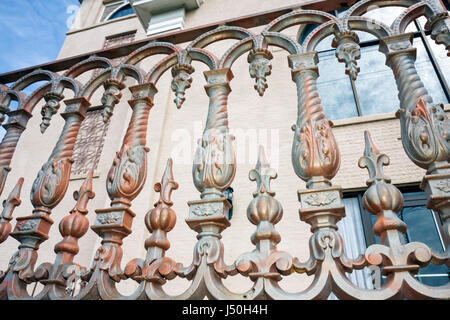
[0,0,449,300]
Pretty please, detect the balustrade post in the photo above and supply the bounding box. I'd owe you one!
[85,83,156,299]
[288,52,347,297]
[0,109,32,197]
[379,33,450,248]
[186,68,236,280]
[0,97,90,299]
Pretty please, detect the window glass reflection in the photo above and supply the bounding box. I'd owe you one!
[364,193,449,287]
[108,3,134,20]
[414,37,449,104]
[317,50,358,120]
[314,34,333,52]
[356,6,417,42]
[354,45,399,116]
[400,206,449,286]
[426,35,450,93]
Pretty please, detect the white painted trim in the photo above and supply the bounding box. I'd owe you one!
[132,0,205,32]
[146,8,185,36]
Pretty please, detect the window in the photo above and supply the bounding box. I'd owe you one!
[342,187,449,287]
[299,7,450,121]
[104,2,135,22]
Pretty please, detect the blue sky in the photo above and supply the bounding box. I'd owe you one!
[0,0,80,76]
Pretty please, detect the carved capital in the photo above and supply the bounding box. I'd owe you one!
[3,109,32,131]
[288,52,319,77]
[0,86,9,124]
[332,30,361,80]
[425,12,450,56]
[101,78,125,123]
[379,33,416,66]
[40,92,64,134]
[204,68,234,89]
[248,48,273,97]
[62,97,91,118]
[171,63,194,109]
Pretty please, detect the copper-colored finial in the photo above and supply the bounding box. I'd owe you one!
[0,177,24,243]
[359,131,390,185]
[1,177,24,220]
[250,146,277,197]
[72,169,95,214]
[155,158,179,206]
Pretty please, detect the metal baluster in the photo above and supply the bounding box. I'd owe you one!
[380,33,450,249]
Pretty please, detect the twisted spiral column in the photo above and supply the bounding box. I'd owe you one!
[192,68,236,200]
[121,98,150,151]
[0,109,31,197]
[288,52,340,188]
[380,34,450,248]
[83,83,157,300]
[388,53,433,113]
[105,83,156,205]
[285,53,352,299]
[31,101,89,212]
[186,68,236,296]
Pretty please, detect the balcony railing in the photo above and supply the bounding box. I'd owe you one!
[0,0,449,300]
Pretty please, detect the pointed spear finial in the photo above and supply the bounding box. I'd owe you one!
[1,177,24,220]
[154,158,179,206]
[363,130,381,159]
[0,177,24,243]
[249,146,277,197]
[71,170,95,215]
[358,131,390,185]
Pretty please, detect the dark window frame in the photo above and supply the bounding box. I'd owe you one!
[344,185,446,248]
[106,2,134,21]
[299,8,450,120]
[343,185,449,286]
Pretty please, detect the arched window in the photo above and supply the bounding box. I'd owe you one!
[107,3,134,21]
